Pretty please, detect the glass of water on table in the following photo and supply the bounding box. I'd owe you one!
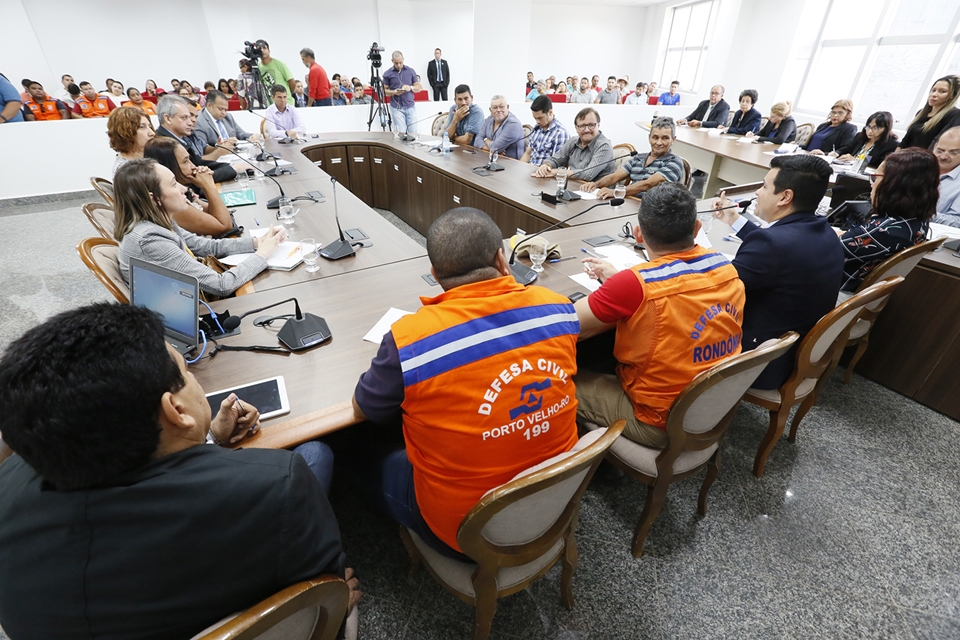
[300,238,320,273]
[277,197,296,225]
[528,237,549,273]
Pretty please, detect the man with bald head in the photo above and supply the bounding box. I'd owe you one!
[349,208,580,560]
[677,84,730,129]
[382,50,422,133]
[473,95,526,159]
[934,126,960,226]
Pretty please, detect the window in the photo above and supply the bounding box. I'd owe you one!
[795,0,960,125]
[658,0,719,92]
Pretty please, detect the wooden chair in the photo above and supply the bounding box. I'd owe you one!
[590,332,799,557]
[399,421,625,640]
[795,123,815,148]
[748,277,904,477]
[838,236,945,383]
[190,574,349,640]
[612,143,636,183]
[260,119,267,137]
[90,177,115,206]
[431,114,447,137]
[725,111,735,128]
[522,123,533,139]
[82,202,117,240]
[76,237,129,303]
[680,157,692,189]
[760,117,769,131]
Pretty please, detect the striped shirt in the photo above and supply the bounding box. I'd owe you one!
[527,118,569,166]
[622,151,684,185]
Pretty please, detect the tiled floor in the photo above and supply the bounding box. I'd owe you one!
[2,197,959,639]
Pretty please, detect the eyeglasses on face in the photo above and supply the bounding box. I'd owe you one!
[576,122,598,131]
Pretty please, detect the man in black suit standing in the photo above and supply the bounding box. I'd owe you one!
[712,155,843,389]
[427,48,450,101]
[677,84,730,129]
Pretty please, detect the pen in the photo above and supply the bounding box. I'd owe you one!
[550,256,577,263]
[287,246,300,258]
[581,247,603,259]
[722,235,742,243]
[254,217,261,226]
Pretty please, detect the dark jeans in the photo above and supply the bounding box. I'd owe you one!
[313,98,333,106]
[432,85,448,101]
[293,441,335,496]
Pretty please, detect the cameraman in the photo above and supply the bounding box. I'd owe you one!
[253,39,295,103]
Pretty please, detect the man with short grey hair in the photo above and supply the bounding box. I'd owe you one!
[582,116,683,200]
[934,126,960,226]
[533,107,614,181]
[473,95,526,160]
[677,85,730,129]
[156,95,237,183]
[382,51,422,133]
[300,47,331,106]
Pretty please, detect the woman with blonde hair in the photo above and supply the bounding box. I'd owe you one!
[900,75,960,150]
[107,106,156,176]
[747,100,796,143]
[804,99,857,154]
[114,159,285,297]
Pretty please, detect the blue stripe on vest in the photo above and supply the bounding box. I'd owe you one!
[398,303,578,386]
[638,252,730,283]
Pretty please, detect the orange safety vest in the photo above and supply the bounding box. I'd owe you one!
[614,245,746,427]
[76,96,112,117]
[25,96,62,121]
[392,275,580,551]
[122,100,156,115]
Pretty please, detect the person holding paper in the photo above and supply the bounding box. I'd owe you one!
[115,159,285,297]
[573,183,745,447]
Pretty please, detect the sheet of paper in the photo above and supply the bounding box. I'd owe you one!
[363,307,414,343]
[573,190,598,200]
[220,241,305,271]
[595,244,645,270]
[569,272,601,292]
[695,227,713,248]
[930,222,960,239]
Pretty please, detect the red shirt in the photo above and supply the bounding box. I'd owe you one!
[307,62,331,101]
[587,268,645,323]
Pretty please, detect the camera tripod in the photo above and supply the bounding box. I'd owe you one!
[367,65,392,132]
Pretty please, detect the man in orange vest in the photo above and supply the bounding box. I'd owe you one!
[22,81,69,121]
[349,207,581,558]
[575,182,746,447]
[71,81,116,118]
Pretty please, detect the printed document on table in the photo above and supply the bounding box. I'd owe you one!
[364,308,414,343]
[573,190,599,200]
[595,244,645,270]
[569,272,602,292]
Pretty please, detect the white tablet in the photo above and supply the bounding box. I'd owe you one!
[205,375,290,421]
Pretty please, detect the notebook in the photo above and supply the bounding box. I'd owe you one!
[220,189,257,207]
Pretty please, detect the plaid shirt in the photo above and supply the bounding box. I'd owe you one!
[528,118,570,166]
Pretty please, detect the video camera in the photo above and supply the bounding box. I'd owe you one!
[243,40,264,61]
[367,42,385,68]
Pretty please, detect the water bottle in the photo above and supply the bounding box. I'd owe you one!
[442,132,451,154]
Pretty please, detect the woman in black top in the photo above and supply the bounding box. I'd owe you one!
[900,75,960,150]
[746,100,796,143]
[830,111,899,169]
[805,99,858,154]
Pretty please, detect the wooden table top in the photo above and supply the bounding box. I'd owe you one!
[637,121,781,170]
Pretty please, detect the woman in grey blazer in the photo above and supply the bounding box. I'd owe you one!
[115,159,285,297]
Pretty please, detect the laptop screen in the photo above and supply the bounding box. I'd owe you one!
[129,258,199,349]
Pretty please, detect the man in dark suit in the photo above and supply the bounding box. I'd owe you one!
[713,155,843,389]
[427,47,450,101]
[193,89,262,156]
[0,303,359,640]
[156,94,237,183]
[677,84,730,129]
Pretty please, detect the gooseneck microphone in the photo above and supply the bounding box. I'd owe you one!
[220,297,331,351]
[245,109,294,145]
[319,177,356,260]
[702,198,756,215]
[215,144,288,209]
[221,297,300,332]
[508,198,625,285]
[397,110,445,142]
[484,127,536,172]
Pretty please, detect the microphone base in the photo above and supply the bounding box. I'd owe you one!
[510,262,538,286]
[255,152,272,161]
[320,239,356,260]
[559,189,581,201]
[266,195,286,209]
[399,134,417,142]
[277,313,332,351]
[485,163,505,172]
[263,167,286,177]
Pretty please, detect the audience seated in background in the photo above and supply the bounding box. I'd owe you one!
[331,83,348,106]
[58,73,75,107]
[595,76,622,105]
[473,94,526,160]
[348,207,580,559]
[569,78,596,104]
[678,84,729,128]
[444,83,484,146]
[525,79,547,102]
[72,81,115,118]
[115,159,284,297]
[144,137,236,236]
[520,95,570,166]
[143,79,164,100]
[839,148,936,292]
[170,78,181,92]
[526,71,535,94]
[264,84,307,139]
[352,84,372,105]
[583,116,684,199]
[719,89,761,135]
[0,302,355,640]
[900,75,960,151]
[573,182,745,446]
[747,100,797,144]
[218,78,235,101]
[292,80,308,107]
[65,82,81,109]
[624,82,647,105]
[933,126,960,225]
[156,94,237,183]
[21,80,69,121]
[830,110,898,168]
[103,80,125,104]
[712,155,843,390]
[658,80,681,106]
[591,75,602,93]
[804,99,857,154]
[177,83,202,111]
[122,87,157,115]
[556,80,568,95]
[533,106,615,182]
[108,106,156,176]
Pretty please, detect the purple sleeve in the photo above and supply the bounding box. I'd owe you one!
[354,331,405,424]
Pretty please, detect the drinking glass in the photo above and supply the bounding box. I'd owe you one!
[555,168,568,192]
[277,197,296,225]
[235,171,249,189]
[528,237,548,273]
[614,183,627,201]
[697,211,713,234]
[300,238,320,273]
[490,150,499,166]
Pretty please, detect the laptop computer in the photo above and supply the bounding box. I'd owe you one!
[830,172,871,210]
[129,258,200,356]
